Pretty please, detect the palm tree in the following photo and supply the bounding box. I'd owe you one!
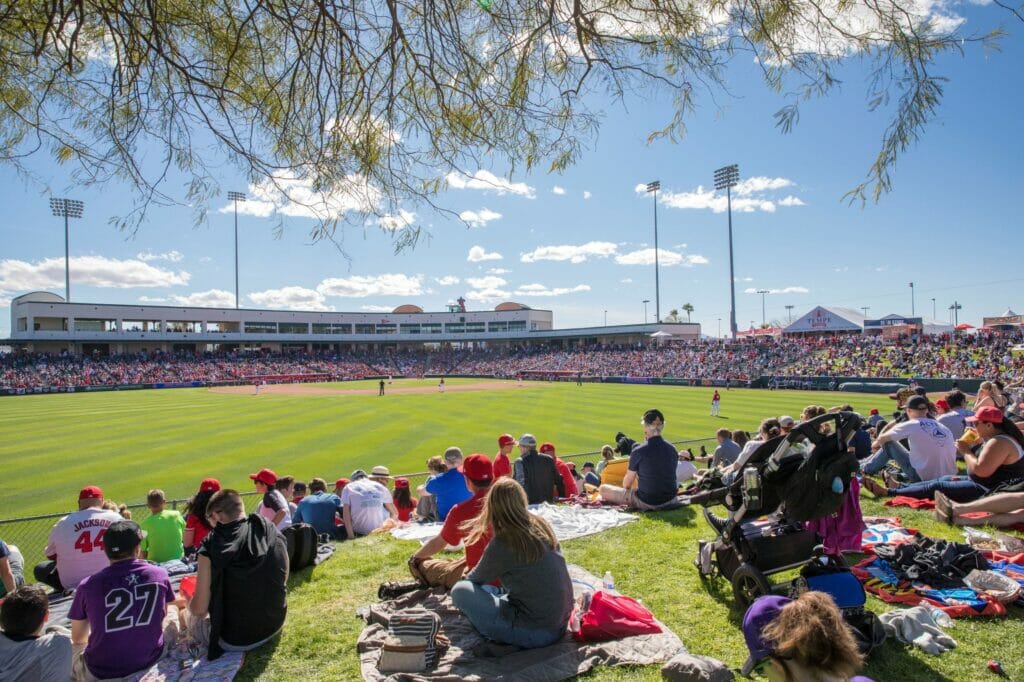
[682,303,694,322]
[665,309,680,322]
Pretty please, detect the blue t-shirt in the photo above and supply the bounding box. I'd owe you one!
[292,492,343,535]
[425,469,473,521]
[851,429,872,459]
[628,435,679,505]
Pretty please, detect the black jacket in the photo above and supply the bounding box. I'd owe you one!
[513,450,565,504]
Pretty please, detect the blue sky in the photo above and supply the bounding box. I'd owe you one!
[1,5,1022,338]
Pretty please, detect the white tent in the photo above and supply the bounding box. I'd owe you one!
[784,306,865,334]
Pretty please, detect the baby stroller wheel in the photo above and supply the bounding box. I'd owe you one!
[731,563,771,609]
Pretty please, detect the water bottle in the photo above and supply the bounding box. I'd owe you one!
[603,571,615,591]
[742,466,761,510]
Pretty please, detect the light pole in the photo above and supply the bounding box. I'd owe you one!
[645,181,661,323]
[756,289,769,327]
[950,301,962,328]
[862,306,870,318]
[714,164,739,340]
[909,281,915,317]
[642,299,650,324]
[785,305,794,323]
[228,191,247,308]
[931,298,936,320]
[717,318,721,338]
[604,310,607,326]
[50,198,84,302]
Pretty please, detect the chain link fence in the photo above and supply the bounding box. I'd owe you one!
[0,437,718,583]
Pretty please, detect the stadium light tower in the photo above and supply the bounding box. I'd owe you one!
[785,305,794,323]
[642,299,650,324]
[714,164,739,339]
[49,198,84,302]
[228,191,247,308]
[909,281,915,317]
[756,289,770,327]
[645,180,661,323]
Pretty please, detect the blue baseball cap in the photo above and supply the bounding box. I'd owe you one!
[740,595,791,676]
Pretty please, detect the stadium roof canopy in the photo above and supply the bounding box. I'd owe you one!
[783,306,865,334]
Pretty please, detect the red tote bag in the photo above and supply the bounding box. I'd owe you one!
[573,590,662,642]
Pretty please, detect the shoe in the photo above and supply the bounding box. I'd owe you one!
[861,477,888,497]
[377,580,424,600]
[882,470,902,490]
[704,508,731,535]
[933,491,954,526]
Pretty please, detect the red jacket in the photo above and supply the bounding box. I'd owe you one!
[554,458,578,497]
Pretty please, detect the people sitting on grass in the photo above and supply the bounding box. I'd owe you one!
[425,448,473,521]
[275,476,297,516]
[341,469,398,539]
[140,489,186,564]
[70,520,179,682]
[599,409,679,510]
[409,454,494,590]
[863,406,1024,503]
[0,537,24,598]
[596,445,616,477]
[391,478,418,522]
[974,380,1008,411]
[708,428,741,468]
[185,489,288,660]
[936,390,973,440]
[35,486,124,592]
[415,456,448,522]
[493,434,516,479]
[934,490,1024,527]
[539,442,579,498]
[861,395,956,485]
[333,477,349,497]
[183,478,221,555]
[513,434,565,504]
[741,591,871,681]
[251,468,292,530]
[720,419,782,485]
[291,481,307,505]
[451,478,572,650]
[0,584,72,681]
[580,462,601,487]
[292,478,345,539]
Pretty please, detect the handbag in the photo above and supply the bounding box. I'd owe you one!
[378,608,446,673]
[572,590,662,642]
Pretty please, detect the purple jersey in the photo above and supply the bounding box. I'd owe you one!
[68,559,175,679]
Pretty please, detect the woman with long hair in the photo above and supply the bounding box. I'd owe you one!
[596,445,616,476]
[391,478,418,522]
[450,478,572,649]
[183,478,221,551]
[974,381,1008,410]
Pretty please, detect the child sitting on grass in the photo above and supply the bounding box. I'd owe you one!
[140,489,186,563]
[392,478,418,522]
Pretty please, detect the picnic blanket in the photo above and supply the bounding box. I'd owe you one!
[391,503,638,545]
[861,520,918,552]
[124,642,243,682]
[356,565,685,681]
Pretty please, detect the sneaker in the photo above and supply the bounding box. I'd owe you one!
[377,580,424,600]
[882,470,903,490]
[704,508,731,535]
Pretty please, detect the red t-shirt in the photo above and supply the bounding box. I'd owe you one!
[493,451,512,479]
[395,499,417,522]
[185,513,211,549]
[440,489,491,570]
[554,458,578,497]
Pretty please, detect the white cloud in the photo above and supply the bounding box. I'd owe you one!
[620,278,633,284]
[248,286,331,311]
[169,289,236,307]
[137,250,184,263]
[0,256,190,292]
[199,256,213,264]
[459,208,503,227]
[467,245,503,262]
[514,283,591,297]
[317,273,424,297]
[465,288,510,302]
[656,176,802,214]
[521,241,618,264]
[466,275,508,290]
[734,276,754,282]
[614,248,709,267]
[138,296,168,303]
[465,275,510,302]
[778,195,806,207]
[744,286,810,295]
[734,177,793,195]
[487,268,511,275]
[583,191,592,200]
[445,169,536,199]
[435,276,460,286]
[360,304,394,312]
[217,170,381,221]
[552,185,566,195]
[375,209,416,231]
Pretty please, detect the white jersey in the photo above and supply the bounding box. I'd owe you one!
[339,479,391,535]
[886,418,957,481]
[44,507,123,590]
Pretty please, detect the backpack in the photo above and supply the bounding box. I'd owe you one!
[378,608,447,673]
[281,523,318,572]
[781,431,859,523]
[793,554,886,656]
[572,589,662,642]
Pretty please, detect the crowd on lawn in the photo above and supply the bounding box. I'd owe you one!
[5,379,1024,680]
[4,332,1023,392]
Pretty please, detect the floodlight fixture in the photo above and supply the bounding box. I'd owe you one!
[49,197,84,301]
[713,164,740,339]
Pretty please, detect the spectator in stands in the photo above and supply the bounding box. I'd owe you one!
[391,478,418,522]
[426,447,474,520]
[333,478,349,496]
[849,421,873,460]
[580,462,601,487]
[723,419,783,483]
[778,415,796,437]
[340,469,398,538]
[676,450,698,485]
[35,486,123,592]
[974,380,1008,411]
[275,476,297,516]
[596,445,616,476]
[0,538,25,598]
[741,592,869,681]
[251,468,292,530]
[540,442,578,498]
[862,395,957,484]
[451,478,573,650]
[937,390,973,440]
[599,409,679,509]
[415,456,447,522]
[293,478,344,538]
[70,520,178,681]
[292,481,307,505]
[732,429,749,448]
[409,454,494,590]
[867,408,884,429]
[186,489,288,660]
[0,584,72,681]
[183,478,221,555]
[493,434,516,479]
[513,434,564,504]
[140,489,186,564]
[709,428,741,469]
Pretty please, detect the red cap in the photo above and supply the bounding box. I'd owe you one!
[870,408,879,415]
[199,478,221,493]
[966,406,1005,425]
[249,468,277,486]
[79,486,103,501]
[498,434,516,447]
[935,399,950,411]
[334,478,349,489]
[539,442,556,454]
[462,454,493,482]
[394,477,410,489]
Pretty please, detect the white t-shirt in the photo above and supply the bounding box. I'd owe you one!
[676,459,698,484]
[339,479,391,535]
[256,489,293,530]
[886,418,957,481]
[43,507,123,590]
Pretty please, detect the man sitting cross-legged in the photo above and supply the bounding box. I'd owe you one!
[69,520,179,682]
[0,584,72,682]
[293,478,345,539]
[408,454,494,590]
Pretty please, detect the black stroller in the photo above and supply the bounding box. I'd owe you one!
[690,411,864,607]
